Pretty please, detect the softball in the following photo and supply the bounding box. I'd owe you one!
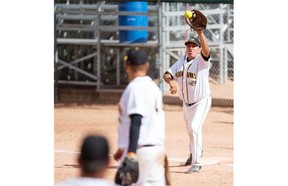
[184,10,192,19]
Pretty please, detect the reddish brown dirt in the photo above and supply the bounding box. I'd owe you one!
[54,103,233,186]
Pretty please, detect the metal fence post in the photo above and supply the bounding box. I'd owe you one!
[224,46,228,84]
[219,46,223,84]
[96,4,101,90]
[116,48,120,85]
[158,1,164,92]
[54,10,59,103]
[219,3,225,84]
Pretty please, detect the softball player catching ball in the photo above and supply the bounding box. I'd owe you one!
[163,29,211,173]
[114,47,167,185]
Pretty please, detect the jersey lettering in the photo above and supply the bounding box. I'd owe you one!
[166,54,211,103]
[176,71,183,77]
[186,72,196,79]
[188,79,197,86]
[187,72,197,86]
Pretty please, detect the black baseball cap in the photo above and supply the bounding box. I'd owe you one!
[184,37,201,47]
[79,135,109,172]
[124,47,148,65]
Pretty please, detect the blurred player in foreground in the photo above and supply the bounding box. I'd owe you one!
[113,47,167,185]
[163,29,212,173]
[55,134,114,186]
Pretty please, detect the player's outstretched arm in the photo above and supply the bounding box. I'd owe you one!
[196,29,210,58]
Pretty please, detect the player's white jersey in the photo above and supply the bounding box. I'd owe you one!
[166,54,211,104]
[117,76,165,149]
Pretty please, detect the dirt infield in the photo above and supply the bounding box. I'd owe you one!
[54,103,233,186]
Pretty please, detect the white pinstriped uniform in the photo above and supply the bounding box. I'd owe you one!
[166,53,211,165]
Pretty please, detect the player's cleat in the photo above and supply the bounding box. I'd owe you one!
[184,150,203,166]
[186,164,202,173]
[184,154,192,166]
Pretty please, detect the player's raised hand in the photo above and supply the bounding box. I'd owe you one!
[195,28,204,35]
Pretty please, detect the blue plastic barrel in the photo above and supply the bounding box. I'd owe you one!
[118,2,148,43]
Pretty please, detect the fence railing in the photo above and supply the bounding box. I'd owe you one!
[54,1,234,95]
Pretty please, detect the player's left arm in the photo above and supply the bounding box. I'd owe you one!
[196,29,210,60]
[114,114,141,161]
[115,115,141,186]
[127,114,143,157]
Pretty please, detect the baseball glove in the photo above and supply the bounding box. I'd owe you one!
[185,9,207,30]
[115,156,139,186]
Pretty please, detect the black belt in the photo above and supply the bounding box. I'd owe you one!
[138,144,155,148]
[186,102,196,106]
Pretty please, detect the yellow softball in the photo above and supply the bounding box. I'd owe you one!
[184,10,192,19]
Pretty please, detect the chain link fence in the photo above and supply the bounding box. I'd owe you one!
[55,1,233,106]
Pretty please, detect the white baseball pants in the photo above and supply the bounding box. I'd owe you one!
[120,146,166,186]
[182,96,211,165]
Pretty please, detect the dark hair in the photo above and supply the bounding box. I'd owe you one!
[125,47,148,65]
[79,135,109,172]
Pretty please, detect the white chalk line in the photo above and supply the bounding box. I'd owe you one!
[55,149,183,162]
[54,149,229,166]
[54,149,80,154]
[54,149,184,162]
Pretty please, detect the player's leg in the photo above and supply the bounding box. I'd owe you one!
[187,97,211,172]
[182,104,195,166]
[134,146,165,186]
